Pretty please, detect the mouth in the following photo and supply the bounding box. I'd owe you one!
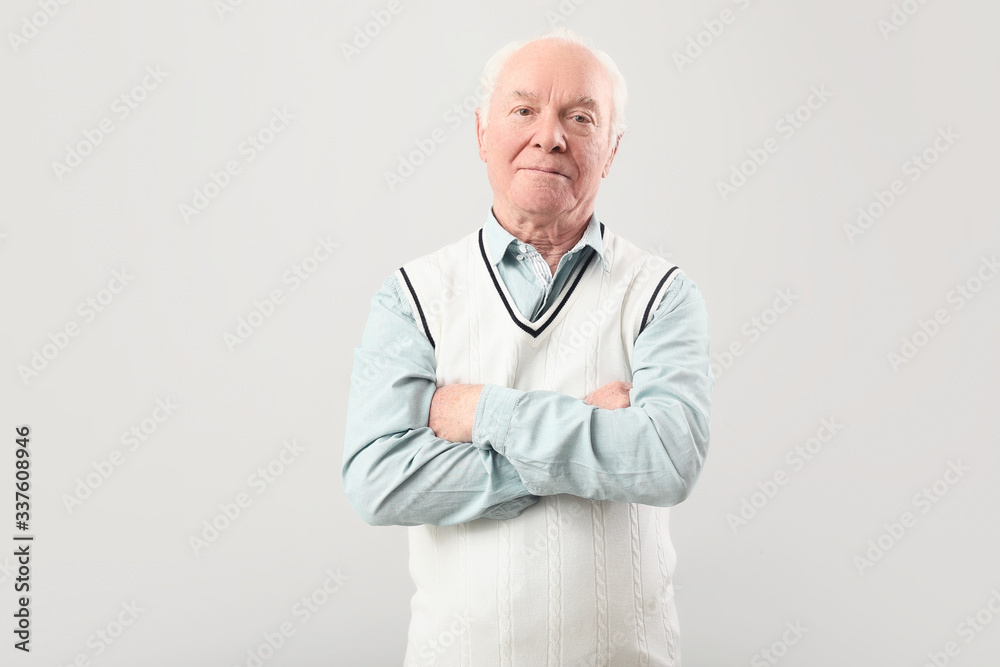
[521,167,568,178]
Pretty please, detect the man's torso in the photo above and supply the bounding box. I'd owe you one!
[396,224,683,667]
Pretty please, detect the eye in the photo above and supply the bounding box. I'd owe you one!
[515,108,531,116]
[572,114,591,123]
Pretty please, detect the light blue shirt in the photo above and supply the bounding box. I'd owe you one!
[342,210,714,526]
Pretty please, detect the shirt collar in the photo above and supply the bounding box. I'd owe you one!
[483,208,610,273]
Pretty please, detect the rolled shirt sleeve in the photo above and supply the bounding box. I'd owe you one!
[341,274,539,527]
[471,272,714,507]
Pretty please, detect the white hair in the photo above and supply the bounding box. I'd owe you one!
[477,27,628,144]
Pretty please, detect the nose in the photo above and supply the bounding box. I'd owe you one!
[533,109,567,152]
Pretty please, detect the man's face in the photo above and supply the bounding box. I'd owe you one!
[476,40,619,224]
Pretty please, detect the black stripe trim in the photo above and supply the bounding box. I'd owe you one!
[478,228,595,338]
[599,221,605,238]
[639,266,680,335]
[398,266,435,349]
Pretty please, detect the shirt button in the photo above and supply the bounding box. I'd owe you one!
[516,254,524,260]
[519,244,527,253]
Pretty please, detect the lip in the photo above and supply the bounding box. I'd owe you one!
[521,167,568,178]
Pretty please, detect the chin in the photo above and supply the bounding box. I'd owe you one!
[510,190,573,216]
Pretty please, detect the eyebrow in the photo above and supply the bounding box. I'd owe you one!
[505,89,538,103]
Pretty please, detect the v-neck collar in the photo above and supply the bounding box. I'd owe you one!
[482,208,611,274]
[477,222,606,338]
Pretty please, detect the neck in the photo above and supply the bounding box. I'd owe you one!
[491,206,591,273]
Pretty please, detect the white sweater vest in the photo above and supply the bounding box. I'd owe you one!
[396,223,684,667]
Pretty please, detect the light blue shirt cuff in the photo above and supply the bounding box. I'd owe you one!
[472,383,520,453]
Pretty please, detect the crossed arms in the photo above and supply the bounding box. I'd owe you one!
[341,272,714,527]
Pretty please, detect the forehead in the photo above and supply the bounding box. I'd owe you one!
[496,40,612,106]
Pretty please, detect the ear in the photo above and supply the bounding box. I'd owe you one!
[601,133,621,178]
[475,107,488,163]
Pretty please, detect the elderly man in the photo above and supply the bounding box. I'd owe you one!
[343,27,713,666]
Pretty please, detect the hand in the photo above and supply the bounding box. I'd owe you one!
[428,383,484,442]
[583,381,632,410]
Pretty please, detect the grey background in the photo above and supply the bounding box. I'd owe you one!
[2,0,999,665]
